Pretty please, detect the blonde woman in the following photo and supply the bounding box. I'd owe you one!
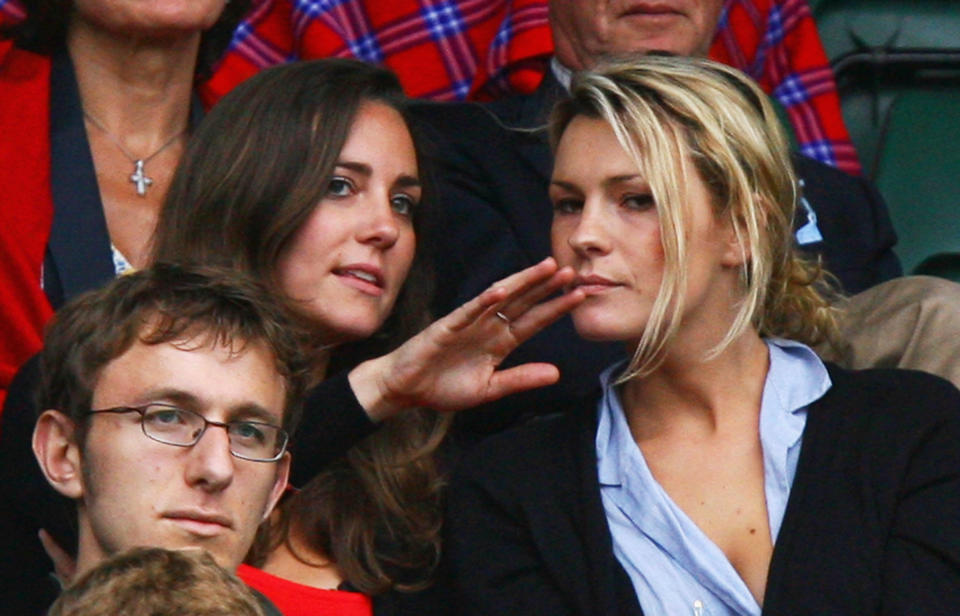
[445,55,960,615]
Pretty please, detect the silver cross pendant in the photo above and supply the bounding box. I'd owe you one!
[129,159,154,196]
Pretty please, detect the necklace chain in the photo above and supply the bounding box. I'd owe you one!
[82,109,187,197]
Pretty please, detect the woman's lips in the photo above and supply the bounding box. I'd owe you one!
[573,274,621,295]
[334,265,385,296]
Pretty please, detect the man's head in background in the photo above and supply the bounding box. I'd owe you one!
[31,263,310,576]
[47,546,265,616]
[549,0,726,69]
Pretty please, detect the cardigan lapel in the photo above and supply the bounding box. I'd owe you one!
[46,49,115,309]
[570,401,647,616]
[761,364,874,615]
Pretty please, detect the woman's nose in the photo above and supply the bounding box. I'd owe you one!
[567,203,611,256]
[357,198,400,248]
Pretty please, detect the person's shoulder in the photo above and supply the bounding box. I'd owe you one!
[408,86,546,139]
[485,90,543,127]
[0,37,49,78]
[249,587,284,616]
[821,362,960,427]
[408,99,504,134]
[0,38,13,62]
[454,401,595,484]
[407,98,521,168]
[792,154,870,192]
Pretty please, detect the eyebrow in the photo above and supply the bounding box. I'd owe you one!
[228,405,280,425]
[550,174,644,192]
[136,388,279,425]
[336,161,421,190]
[336,161,372,177]
[604,174,644,188]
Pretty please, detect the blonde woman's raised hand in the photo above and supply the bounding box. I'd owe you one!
[349,258,584,420]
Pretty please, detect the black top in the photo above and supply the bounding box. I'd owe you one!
[444,364,960,615]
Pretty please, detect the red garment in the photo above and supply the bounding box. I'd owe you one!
[238,564,373,616]
[203,0,859,174]
[709,0,861,173]
[0,40,55,414]
[4,0,860,173]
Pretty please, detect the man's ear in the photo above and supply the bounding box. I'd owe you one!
[262,451,291,523]
[33,410,85,500]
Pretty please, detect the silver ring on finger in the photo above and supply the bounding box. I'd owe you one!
[495,311,511,325]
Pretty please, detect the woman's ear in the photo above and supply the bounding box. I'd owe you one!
[33,410,85,500]
[719,213,752,268]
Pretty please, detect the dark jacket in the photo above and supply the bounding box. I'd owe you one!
[445,365,960,615]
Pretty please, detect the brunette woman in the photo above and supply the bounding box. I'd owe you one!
[149,58,580,616]
[444,55,960,615]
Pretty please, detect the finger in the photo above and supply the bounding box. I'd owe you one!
[39,529,76,583]
[496,266,576,320]
[506,288,585,343]
[445,258,559,330]
[442,285,508,332]
[484,363,561,401]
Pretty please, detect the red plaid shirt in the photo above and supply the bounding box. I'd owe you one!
[0,0,859,173]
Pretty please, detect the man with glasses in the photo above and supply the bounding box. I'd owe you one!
[29,263,309,611]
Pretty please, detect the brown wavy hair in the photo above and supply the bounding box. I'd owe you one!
[38,263,312,440]
[153,58,447,594]
[550,54,841,380]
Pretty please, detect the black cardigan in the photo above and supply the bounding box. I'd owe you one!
[444,364,960,615]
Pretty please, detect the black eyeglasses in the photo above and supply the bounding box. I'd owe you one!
[85,404,289,462]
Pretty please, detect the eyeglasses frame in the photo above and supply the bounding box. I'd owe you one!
[84,403,289,463]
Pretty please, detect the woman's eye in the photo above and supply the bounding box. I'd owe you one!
[391,194,417,216]
[552,198,582,214]
[326,177,354,197]
[623,193,654,211]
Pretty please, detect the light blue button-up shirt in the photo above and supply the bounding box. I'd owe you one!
[596,339,831,616]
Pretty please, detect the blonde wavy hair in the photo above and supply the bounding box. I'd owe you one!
[550,54,840,380]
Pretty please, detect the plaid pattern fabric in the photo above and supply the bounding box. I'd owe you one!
[203,0,553,104]
[210,0,860,173]
[709,0,861,173]
[0,0,859,173]
[0,0,23,22]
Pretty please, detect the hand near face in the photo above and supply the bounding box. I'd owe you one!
[348,258,584,420]
[39,529,76,589]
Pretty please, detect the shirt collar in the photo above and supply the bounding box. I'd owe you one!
[550,57,573,92]
[596,360,631,487]
[595,339,830,487]
[759,338,831,454]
